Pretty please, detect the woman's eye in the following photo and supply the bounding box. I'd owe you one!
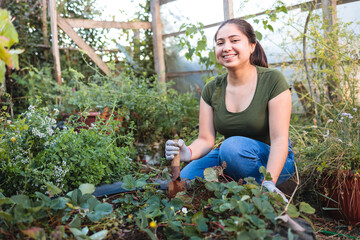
[216,42,223,46]
[232,39,240,43]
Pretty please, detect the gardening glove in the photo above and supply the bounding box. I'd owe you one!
[165,139,191,162]
[263,180,289,203]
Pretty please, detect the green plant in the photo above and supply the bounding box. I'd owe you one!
[293,107,359,174]
[287,14,360,173]
[0,183,111,239]
[0,98,137,196]
[0,8,23,85]
[113,166,315,240]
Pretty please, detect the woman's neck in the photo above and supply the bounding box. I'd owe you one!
[227,64,257,86]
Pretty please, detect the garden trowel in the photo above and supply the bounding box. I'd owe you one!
[168,149,187,198]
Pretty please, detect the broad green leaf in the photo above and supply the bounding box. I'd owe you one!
[9,49,23,69]
[192,211,208,232]
[79,183,95,195]
[89,230,108,240]
[255,31,263,41]
[143,229,156,240]
[0,211,13,221]
[0,198,11,206]
[219,202,232,212]
[50,198,67,210]
[183,225,199,237]
[94,203,113,215]
[10,194,29,205]
[35,192,50,204]
[168,197,183,210]
[121,175,136,190]
[299,202,315,214]
[168,220,182,232]
[87,197,99,211]
[0,60,5,84]
[259,166,272,181]
[204,167,218,182]
[69,214,81,229]
[205,182,220,192]
[71,189,83,206]
[287,204,300,218]
[0,38,12,67]
[45,182,62,197]
[69,228,87,238]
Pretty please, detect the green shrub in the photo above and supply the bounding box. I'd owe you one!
[0,100,137,195]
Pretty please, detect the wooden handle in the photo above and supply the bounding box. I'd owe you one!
[171,140,180,167]
[171,153,180,167]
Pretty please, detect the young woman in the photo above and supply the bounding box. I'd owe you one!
[165,19,295,202]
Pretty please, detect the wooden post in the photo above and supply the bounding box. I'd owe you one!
[49,0,62,85]
[41,0,48,61]
[322,0,339,101]
[223,0,234,20]
[150,0,166,85]
[57,15,110,75]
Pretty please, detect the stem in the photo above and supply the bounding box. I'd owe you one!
[303,0,319,122]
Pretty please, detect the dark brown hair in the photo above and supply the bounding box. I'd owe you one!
[214,18,268,68]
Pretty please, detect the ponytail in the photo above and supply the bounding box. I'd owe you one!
[250,41,268,68]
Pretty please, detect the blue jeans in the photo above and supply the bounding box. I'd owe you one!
[180,136,295,185]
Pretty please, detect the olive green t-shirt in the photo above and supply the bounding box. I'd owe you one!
[201,66,290,145]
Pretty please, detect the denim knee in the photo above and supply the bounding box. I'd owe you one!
[219,136,269,182]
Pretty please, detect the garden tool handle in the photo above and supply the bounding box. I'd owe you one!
[170,140,181,180]
[171,152,181,168]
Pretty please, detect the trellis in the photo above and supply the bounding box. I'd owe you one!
[46,0,355,86]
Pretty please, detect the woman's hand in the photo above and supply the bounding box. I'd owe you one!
[263,180,289,203]
[165,139,191,162]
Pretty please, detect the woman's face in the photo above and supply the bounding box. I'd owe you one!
[215,24,256,70]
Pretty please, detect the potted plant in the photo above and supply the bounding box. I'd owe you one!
[295,107,360,225]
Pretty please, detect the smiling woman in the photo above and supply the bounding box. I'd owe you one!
[165,18,294,203]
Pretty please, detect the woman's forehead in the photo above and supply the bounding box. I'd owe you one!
[216,24,244,39]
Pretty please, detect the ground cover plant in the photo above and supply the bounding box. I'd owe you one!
[0,165,316,239]
[0,98,137,196]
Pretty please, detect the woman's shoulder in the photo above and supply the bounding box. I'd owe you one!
[256,66,285,79]
[205,73,227,89]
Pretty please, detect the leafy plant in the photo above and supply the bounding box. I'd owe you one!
[0,183,111,239]
[0,98,137,195]
[113,166,315,240]
[0,8,23,85]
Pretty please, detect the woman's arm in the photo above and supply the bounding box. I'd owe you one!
[188,97,216,160]
[267,89,292,183]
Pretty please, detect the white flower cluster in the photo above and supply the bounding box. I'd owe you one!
[11,146,30,166]
[32,127,46,138]
[54,161,68,183]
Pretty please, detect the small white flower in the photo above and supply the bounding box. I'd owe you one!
[311,125,317,129]
[353,108,357,112]
[326,119,333,124]
[323,130,330,138]
[181,207,188,214]
[337,138,343,143]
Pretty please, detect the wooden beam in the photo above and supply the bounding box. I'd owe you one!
[160,0,176,5]
[65,18,152,29]
[150,0,166,84]
[162,0,356,39]
[223,0,234,20]
[41,0,48,61]
[49,0,62,85]
[57,15,110,75]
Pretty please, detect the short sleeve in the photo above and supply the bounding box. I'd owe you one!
[201,80,215,106]
[269,70,290,100]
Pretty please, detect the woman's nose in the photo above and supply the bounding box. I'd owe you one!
[223,41,232,51]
